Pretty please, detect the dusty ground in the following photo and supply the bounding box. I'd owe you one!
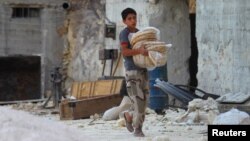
[59,113,207,141]
[4,102,208,141]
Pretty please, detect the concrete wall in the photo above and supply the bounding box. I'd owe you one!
[105,0,191,85]
[0,0,65,97]
[196,0,250,95]
[63,0,105,88]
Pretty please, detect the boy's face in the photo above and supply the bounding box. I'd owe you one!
[123,14,137,29]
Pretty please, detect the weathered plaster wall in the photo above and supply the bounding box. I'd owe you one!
[196,0,250,95]
[106,0,191,85]
[63,0,105,87]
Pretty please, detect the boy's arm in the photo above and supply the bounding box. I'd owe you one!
[121,43,148,57]
[119,30,148,56]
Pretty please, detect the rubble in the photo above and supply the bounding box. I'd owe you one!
[1,103,207,141]
[117,118,125,127]
[213,108,250,125]
[90,113,101,120]
[175,98,219,124]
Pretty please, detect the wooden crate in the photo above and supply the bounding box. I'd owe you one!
[71,79,124,99]
[59,94,122,120]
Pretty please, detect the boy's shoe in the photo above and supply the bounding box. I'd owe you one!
[124,112,134,132]
[134,126,145,137]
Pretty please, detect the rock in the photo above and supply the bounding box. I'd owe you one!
[90,115,94,119]
[117,118,125,127]
[24,102,34,110]
[93,113,100,119]
[89,114,100,120]
[213,108,250,125]
[176,98,219,124]
[152,136,170,141]
[207,110,218,124]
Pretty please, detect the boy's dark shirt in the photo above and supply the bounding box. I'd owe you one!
[119,27,144,71]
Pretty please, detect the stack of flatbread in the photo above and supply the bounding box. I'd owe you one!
[131,27,170,69]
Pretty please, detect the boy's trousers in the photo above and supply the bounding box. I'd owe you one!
[125,69,148,128]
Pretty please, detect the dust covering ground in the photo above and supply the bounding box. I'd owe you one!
[0,103,207,141]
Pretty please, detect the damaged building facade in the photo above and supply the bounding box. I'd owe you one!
[196,0,250,95]
[0,0,65,101]
[1,0,248,102]
[63,0,249,96]
[63,0,191,91]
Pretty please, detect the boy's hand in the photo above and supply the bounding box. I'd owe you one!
[139,45,149,56]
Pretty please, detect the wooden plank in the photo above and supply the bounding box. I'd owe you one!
[59,100,74,120]
[59,94,122,120]
[71,79,124,99]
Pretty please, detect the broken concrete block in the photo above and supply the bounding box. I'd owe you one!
[213,108,250,125]
[117,118,125,127]
[175,98,219,124]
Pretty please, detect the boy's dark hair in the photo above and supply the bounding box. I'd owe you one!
[121,8,137,20]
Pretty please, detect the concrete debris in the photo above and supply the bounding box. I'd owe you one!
[116,118,125,127]
[163,109,186,122]
[10,102,50,116]
[213,108,250,125]
[90,113,100,120]
[175,98,219,124]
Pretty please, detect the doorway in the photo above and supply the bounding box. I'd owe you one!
[0,56,41,101]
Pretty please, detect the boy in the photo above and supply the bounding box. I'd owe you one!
[119,8,148,137]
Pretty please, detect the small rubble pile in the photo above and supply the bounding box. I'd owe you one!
[130,27,171,69]
[8,102,57,116]
[213,108,250,125]
[175,98,219,124]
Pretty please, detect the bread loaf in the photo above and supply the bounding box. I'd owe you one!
[130,27,170,69]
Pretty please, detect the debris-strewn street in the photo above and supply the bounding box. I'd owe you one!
[1,0,250,140]
[1,103,207,141]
